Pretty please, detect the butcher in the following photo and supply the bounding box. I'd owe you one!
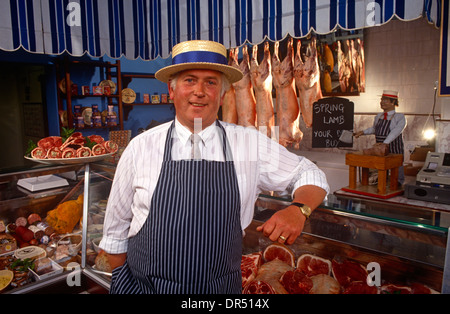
[99,40,329,294]
[354,90,407,184]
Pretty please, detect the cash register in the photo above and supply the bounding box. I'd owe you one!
[405,152,450,204]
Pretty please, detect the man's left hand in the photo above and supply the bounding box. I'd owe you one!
[256,205,306,245]
[255,185,327,245]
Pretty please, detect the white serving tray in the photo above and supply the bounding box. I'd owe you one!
[24,152,114,165]
[30,258,64,281]
[17,174,69,192]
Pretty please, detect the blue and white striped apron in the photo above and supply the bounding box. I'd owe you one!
[110,120,242,294]
[375,113,404,155]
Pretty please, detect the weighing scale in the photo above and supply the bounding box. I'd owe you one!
[405,152,450,204]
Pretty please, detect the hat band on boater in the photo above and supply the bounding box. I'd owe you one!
[155,40,244,83]
[382,93,398,99]
[381,90,399,99]
[172,51,228,66]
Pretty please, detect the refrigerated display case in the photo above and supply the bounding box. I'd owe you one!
[250,194,450,293]
[82,163,449,293]
[0,162,110,294]
[1,162,449,293]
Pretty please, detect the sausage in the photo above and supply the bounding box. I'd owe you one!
[6,223,17,233]
[28,225,44,240]
[36,221,54,236]
[15,226,34,243]
[10,232,26,247]
[15,217,27,227]
[27,213,42,225]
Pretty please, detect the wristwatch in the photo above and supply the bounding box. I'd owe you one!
[291,202,312,219]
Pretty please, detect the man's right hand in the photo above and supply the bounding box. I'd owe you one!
[354,131,364,138]
[106,253,127,270]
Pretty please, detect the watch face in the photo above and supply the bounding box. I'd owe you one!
[291,202,311,218]
[304,206,312,215]
[301,205,312,218]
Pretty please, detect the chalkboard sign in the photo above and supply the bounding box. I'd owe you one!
[312,97,354,148]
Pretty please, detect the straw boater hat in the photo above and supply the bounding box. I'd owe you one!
[155,40,243,84]
[381,90,399,99]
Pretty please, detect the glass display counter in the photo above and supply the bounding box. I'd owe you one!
[252,194,449,293]
[0,162,110,294]
[0,162,449,293]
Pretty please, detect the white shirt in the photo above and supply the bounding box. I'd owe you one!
[100,119,330,254]
[363,110,407,144]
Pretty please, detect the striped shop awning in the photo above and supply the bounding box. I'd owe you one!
[230,0,441,46]
[0,0,442,61]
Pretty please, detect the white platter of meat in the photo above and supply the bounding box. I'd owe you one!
[25,132,118,165]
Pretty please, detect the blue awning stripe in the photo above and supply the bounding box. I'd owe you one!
[57,0,67,53]
[0,0,441,60]
[18,0,29,50]
[63,0,73,55]
[147,0,154,59]
[219,0,225,43]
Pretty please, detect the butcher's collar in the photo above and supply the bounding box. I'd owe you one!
[174,118,217,146]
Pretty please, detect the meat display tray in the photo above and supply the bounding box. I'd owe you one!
[243,220,443,292]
